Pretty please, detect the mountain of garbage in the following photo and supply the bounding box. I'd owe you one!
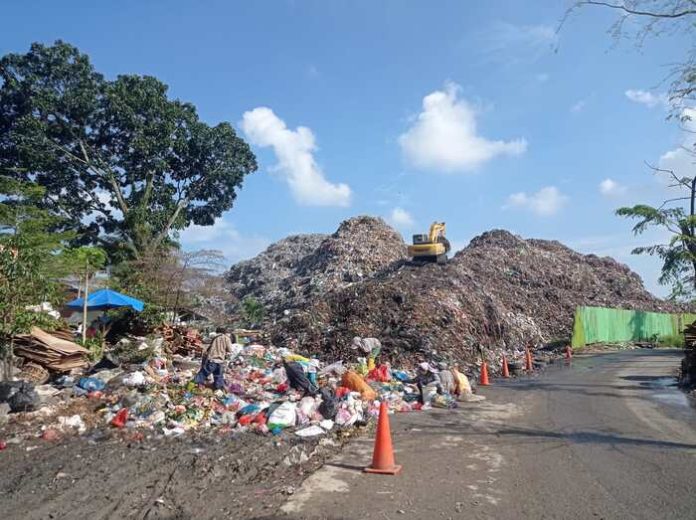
[226,217,676,365]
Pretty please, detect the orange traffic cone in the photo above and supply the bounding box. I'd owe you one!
[565,345,573,360]
[479,362,490,386]
[501,355,510,378]
[525,347,533,372]
[364,401,402,475]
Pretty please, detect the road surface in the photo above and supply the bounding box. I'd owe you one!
[273,349,696,520]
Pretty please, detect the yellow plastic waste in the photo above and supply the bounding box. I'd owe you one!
[284,354,310,363]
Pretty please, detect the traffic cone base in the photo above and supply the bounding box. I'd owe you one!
[502,355,510,378]
[525,348,533,371]
[364,401,402,475]
[479,362,490,386]
[364,464,403,475]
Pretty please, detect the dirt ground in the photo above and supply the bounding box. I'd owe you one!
[0,426,359,520]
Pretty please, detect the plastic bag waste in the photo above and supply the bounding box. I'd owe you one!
[298,396,317,417]
[267,401,297,428]
[77,377,105,392]
[295,425,325,437]
[123,371,146,387]
[318,388,338,420]
[58,415,86,433]
[2,381,39,413]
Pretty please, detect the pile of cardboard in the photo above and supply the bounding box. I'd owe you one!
[14,327,89,372]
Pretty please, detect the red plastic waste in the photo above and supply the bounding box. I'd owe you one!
[41,429,59,441]
[111,408,129,428]
[367,365,391,383]
[238,414,253,426]
[335,386,351,398]
[0,440,7,450]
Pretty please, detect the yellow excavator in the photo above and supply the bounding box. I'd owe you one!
[407,222,451,264]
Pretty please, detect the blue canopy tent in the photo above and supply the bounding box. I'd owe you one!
[67,288,144,312]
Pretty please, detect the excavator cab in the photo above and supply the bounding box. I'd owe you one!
[407,221,451,264]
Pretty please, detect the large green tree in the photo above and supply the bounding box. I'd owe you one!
[0,41,257,261]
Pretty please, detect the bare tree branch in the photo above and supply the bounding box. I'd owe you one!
[577,1,696,18]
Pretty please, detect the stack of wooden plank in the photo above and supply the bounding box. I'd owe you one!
[14,327,89,372]
[684,321,696,350]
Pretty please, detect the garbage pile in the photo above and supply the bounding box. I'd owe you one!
[13,327,89,372]
[1,336,477,443]
[227,218,680,367]
[227,233,328,312]
[227,217,406,316]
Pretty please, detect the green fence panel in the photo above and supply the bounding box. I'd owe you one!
[571,306,696,348]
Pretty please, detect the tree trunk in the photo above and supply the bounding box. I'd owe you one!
[82,264,89,345]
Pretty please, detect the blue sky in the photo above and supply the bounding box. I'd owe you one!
[3,1,694,295]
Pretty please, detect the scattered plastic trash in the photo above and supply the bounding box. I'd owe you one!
[58,415,87,434]
[111,408,129,428]
[295,425,325,437]
[122,371,147,387]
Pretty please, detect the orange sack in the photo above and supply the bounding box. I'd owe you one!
[341,370,377,401]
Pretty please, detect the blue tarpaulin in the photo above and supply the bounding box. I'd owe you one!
[67,288,144,312]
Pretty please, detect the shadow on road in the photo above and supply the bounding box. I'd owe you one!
[495,427,696,450]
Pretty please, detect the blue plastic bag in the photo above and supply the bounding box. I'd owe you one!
[77,377,105,392]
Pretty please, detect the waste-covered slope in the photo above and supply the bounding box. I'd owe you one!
[227,220,676,364]
[226,216,407,314]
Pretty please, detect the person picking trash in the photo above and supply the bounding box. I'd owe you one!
[352,336,382,371]
[406,362,444,405]
[194,327,234,390]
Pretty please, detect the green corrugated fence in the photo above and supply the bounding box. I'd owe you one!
[571,306,696,348]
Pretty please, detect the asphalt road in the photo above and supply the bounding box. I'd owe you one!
[273,349,696,520]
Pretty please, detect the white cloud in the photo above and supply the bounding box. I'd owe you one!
[570,100,586,113]
[399,82,527,173]
[504,186,568,216]
[388,207,414,228]
[599,178,627,197]
[241,107,352,207]
[625,89,669,109]
[483,22,558,63]
[658,107,696,177]
[179,219,270,264]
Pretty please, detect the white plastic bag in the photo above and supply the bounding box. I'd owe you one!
[267,401,297,427]
[295,425,325,437]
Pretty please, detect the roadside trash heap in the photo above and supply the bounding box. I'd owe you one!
[0,336,476,443]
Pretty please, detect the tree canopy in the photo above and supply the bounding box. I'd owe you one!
[0,41,257,260]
